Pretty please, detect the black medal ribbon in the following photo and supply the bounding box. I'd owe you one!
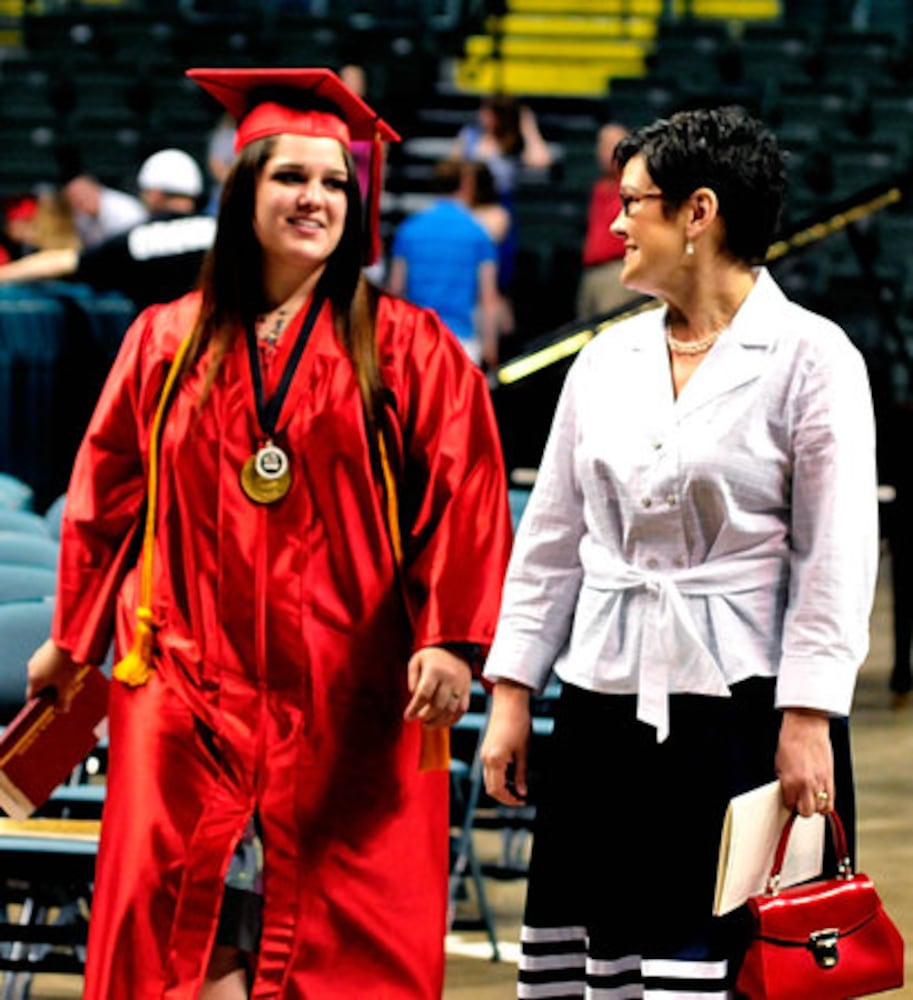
[239,275,329,504]
[244,274,329,445]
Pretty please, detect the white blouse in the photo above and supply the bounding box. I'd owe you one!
[484,269,879,741]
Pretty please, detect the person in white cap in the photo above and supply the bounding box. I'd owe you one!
[0,148,215,310]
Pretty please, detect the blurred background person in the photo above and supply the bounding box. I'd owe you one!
[0,148,213,310]
[0,188,80,263]
[0,194,38,263]
[339,62,374,200]
[576,122,636,320]
[467,160,517,346]
[205,110,237,215]
[452,92,552,200]
[62,170,148,248]
[452,94,552,345]
[467,161,511,248]
[389,158,500,368]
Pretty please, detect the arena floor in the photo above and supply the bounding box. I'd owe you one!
[12,547,913,1000]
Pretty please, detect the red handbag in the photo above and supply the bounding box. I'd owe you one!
[736,808,904,999]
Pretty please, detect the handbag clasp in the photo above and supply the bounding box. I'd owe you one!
[808,928,840,968]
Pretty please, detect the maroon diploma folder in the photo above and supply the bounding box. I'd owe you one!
[0,666,109,820]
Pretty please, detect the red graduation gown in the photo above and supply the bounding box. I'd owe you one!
[52,291,512,999]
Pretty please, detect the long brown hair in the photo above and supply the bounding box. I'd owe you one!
[185,134,384,420]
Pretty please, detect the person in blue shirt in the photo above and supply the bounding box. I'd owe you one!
[388,160,500,368]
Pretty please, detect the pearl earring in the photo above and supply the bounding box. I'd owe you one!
[685,240,695,256]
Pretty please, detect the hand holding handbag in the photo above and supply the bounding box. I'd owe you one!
[736,808,904,999]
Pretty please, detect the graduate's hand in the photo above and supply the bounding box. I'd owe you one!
[481,679,532,806]
[26,639,82,713]
[404,646,472,727]
[776,707,834,818]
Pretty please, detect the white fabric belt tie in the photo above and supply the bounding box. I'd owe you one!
[585,555,780,743]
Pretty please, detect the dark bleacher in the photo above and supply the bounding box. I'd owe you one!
[0,2,475,194]
[2,3,913,476]
[0,284,137,510]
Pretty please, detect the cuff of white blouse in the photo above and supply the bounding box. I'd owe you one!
[774,656,859,718]
[481,633,556,694]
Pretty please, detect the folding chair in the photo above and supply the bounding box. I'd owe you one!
[0,596,105,999]
[449,704,500,961]
[0,817,100,1000]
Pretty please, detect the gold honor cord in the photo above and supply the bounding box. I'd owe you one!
[376,430,450,773]
[495,184,905,387]
[114,334,194,687]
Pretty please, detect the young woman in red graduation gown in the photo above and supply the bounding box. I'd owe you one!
[26,69,512,1000]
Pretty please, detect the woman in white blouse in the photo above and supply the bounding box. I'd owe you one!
[481,106,878,998]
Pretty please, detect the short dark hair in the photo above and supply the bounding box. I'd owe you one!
[432,159,464,195]
[614,106,786,264]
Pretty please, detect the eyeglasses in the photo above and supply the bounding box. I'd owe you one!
[619,191,665,217]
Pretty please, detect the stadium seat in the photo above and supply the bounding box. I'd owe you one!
[0,566,56,604]
[0,475,33,513]
[0,294,67,507]
[43,494,66,542]
[0,597,54,724]
[508,487,531,529]
[0,532,60,571]
[0,510,50,538]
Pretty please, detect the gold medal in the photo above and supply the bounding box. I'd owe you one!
[241,281,327,506]
[239,441,291,504]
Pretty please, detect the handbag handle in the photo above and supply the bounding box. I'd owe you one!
[765,808,853,896]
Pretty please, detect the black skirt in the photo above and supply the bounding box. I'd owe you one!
[518,678,854,999]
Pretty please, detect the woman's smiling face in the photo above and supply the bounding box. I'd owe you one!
[611,153,688,298]
[253,133,349,280]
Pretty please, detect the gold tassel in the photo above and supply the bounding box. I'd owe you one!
[113,333,193,690]
[112,606,156,687]
[419,727,451,773]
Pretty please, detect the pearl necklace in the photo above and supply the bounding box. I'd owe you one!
[666,327,721,355]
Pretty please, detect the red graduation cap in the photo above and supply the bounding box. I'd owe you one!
[186,67,400,263]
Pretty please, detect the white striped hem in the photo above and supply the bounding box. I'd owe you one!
[522,924,588,943]
[520,952,587,972]
[518,925,732,998]
[641,959,728,980]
